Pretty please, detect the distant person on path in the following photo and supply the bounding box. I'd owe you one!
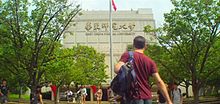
[0,79,9,104]
[171,82,182,104]
[168,83,173,98]
[77,86,87,104]
[115,36,172,104]
[107,87,112,100]
[95,86,103,104]
[49,84,57,101]
[66,89,73,103]
[33,86,43,104]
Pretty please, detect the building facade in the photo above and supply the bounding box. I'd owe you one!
[63,8,157,82]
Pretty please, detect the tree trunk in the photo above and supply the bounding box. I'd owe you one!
[19,85,22,102]
[54,91,57,104]
[192,78,200,104]
[193,91,199,104]
[30,85,37,104]
[29,72,38,104]
[54,87,60,104]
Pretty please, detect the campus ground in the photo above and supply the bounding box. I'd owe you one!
[7,97,220,104]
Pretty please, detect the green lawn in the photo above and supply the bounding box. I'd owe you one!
[9,94,30,101]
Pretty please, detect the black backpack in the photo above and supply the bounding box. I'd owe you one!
[110,51,138,98]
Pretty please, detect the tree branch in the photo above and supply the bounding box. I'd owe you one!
[40,6,81,67]
[14,0,23,48]
[34,8,48,52]
[54,6,81,41]
[38,5,66,42]
[199,24,218,73]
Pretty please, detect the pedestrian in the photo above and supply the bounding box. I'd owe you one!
[107,87,112,101]
[115,36,172,104]
[0,79,9,104]
[66,89,73,103]
[33,86,43,104]
[95,86,103,104]
[77,86,87,104]
[171,82,182,104]
[168,83,173,98]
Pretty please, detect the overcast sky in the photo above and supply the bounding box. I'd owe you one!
[73,0,174,27]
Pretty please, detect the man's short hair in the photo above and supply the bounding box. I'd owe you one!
[133,36,146,49]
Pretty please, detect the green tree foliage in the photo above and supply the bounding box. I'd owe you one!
[44,48,75,87]
[145,45,191,97]
[0,0,81,103]
[45,45,108,86]
[145,0,220,103]
[70,45,108,85]
[43,45,107,103]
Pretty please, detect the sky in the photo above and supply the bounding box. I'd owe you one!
[73,0,174,27]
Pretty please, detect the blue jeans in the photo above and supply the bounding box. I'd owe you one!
[124,99,152,104]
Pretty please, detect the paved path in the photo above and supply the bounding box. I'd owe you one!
[8,101,111,104]
[8,98,220,104]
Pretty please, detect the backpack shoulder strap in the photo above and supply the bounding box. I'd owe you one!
[128,51,135,73]
[178,88,181,96]
[171,90,174,99]
[128,51,134,63]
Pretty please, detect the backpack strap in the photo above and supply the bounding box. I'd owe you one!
[128,51,141,99]
[171,89,174,99]
[179,88,181,97]
[128,51,136,80]
[128,51,134,63]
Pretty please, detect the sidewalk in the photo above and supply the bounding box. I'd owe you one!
[8,100,111,104]
[8,97,220,104]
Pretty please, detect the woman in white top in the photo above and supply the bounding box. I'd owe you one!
[77,86,87,104]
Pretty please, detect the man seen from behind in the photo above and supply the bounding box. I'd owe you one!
[115,36,172,104]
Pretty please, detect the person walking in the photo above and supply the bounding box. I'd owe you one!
[32,86,43,104]
[66,89,73,103]
[171,82,182,104]
[0,79,9,104]
[95,86,103,104]
[77,86,87,104]
[115,36,172,104]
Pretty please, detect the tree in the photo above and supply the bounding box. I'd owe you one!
[145,45,192,97]
[201,38,220,96]
[70,45,108,85]
[0,15,28,100]
[0,0,81,103]
[145,0,220,103]
[43,48,75,103]
[44,45,107,103]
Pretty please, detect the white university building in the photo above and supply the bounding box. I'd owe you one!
[63,8,157,82]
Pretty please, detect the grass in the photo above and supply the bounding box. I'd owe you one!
[9,94,30,101]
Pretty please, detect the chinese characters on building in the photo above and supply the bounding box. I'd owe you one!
[85,22,136,32]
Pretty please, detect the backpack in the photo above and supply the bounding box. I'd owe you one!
[110,51,138,98]
[171,88,181,99]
